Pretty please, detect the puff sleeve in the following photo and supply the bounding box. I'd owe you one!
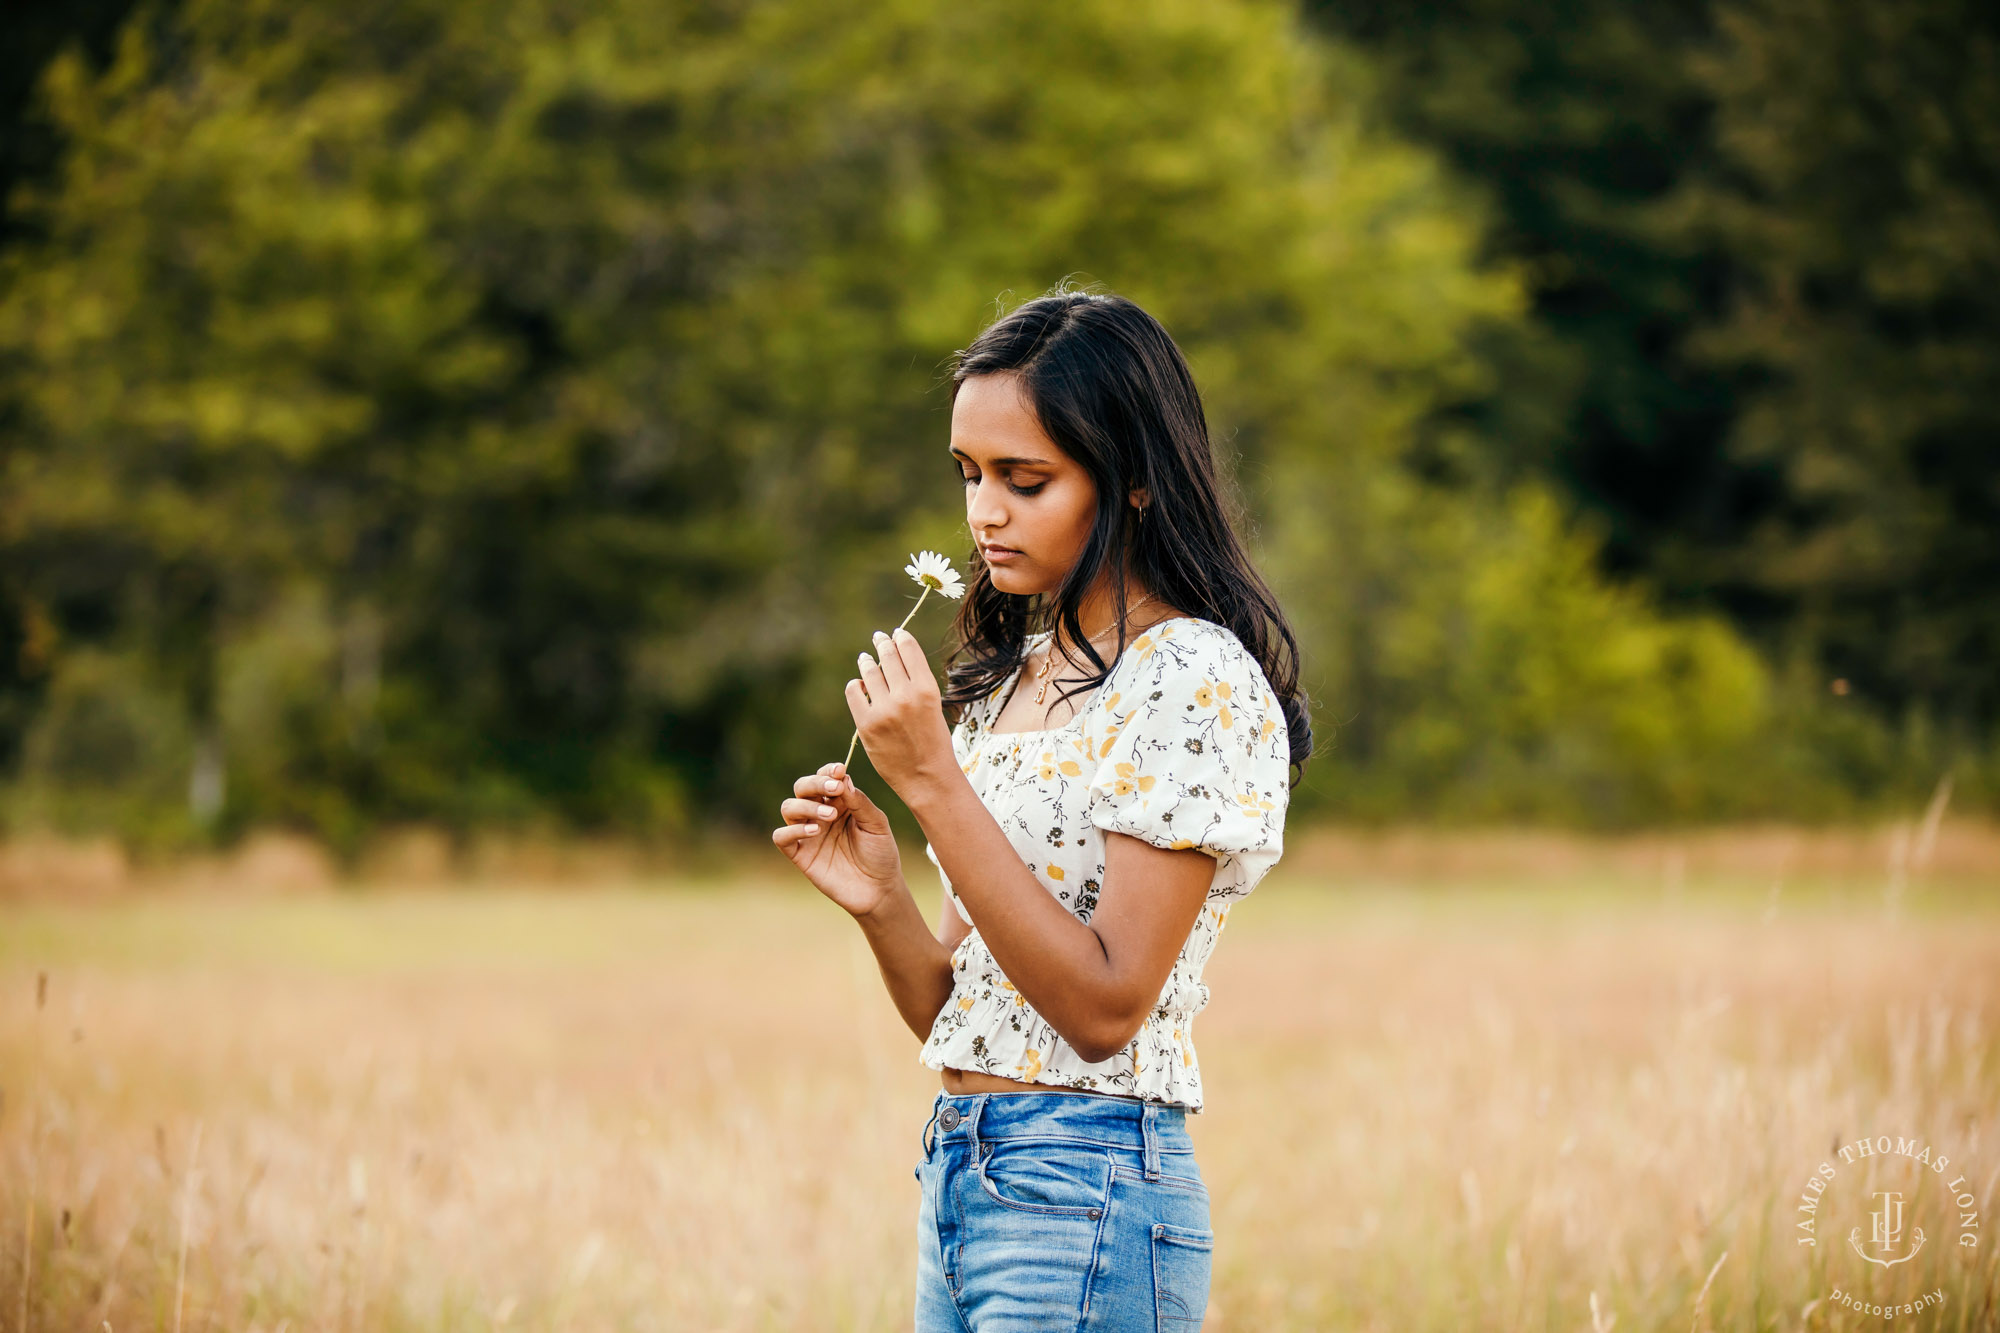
[1082,622,1291,900]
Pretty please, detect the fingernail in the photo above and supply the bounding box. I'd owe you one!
[801,824,821,835]
[825,779,841,794]
[817,805,837,819]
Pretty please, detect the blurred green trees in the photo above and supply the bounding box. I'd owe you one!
[1312,0,2000,793]
[1686,0,2000,735]
[0,0,1986,852]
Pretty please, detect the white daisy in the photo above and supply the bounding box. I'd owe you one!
[904,550,966,600]
[841,549,966,771]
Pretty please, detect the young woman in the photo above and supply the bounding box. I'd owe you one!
[771,287,1311,1331]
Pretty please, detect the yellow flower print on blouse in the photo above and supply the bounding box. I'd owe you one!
[1037,751,1082,781]
[1093,695,1130,758]
[1110,761,1156,797]
[1194,678,1235,728]
[1234,787,1277,813]
[1017,1048,1043,1081]
[1132,623,1175,663]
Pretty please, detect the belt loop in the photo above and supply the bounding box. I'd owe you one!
[1141,1100,1161,1180]
[965,1094,989,1157]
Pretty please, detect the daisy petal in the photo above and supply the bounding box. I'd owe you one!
[904,549,966,599]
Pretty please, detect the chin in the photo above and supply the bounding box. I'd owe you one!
[984,567,1050,598]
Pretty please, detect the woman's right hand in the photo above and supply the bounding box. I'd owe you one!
[771,761,905,918]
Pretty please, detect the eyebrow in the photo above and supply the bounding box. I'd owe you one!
[950,446,1055,467]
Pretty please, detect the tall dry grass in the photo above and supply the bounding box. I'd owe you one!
[1,835,1996,1330]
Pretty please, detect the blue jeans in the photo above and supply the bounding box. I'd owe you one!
[913,1089,1213,1331]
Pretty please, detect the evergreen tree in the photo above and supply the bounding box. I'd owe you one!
[1687,0,2000,731]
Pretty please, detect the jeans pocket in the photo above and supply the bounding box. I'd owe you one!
[975,1140,1110,1217]
[1148,1222,1212,1332]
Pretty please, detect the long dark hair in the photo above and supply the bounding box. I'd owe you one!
[941,282,1314,783]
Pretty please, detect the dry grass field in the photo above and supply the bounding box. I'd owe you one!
[2,825,1998,1331]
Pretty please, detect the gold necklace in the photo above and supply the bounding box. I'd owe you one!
[1031,597,1161,705]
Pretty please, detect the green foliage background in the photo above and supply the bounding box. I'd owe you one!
[0,0,1991,854]
[1310,0,2000,812]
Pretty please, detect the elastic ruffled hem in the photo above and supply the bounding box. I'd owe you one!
[917,1025,1206,1114]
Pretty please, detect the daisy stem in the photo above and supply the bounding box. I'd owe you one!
[842,585,932,774]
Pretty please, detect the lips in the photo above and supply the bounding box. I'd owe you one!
[980,544,1023,563]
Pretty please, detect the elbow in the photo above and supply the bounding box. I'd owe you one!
[1073,1000,1150,1066]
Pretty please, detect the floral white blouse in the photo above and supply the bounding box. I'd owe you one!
[918,616,1290,1113]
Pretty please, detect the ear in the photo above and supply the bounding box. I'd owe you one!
[1127,486,1151,514]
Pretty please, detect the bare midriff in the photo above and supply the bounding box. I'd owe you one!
[942,1067,1113,1096]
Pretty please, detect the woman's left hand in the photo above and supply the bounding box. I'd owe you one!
[849,627,958,798]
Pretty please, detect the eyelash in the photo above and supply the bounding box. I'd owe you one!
[957,467,1046,498]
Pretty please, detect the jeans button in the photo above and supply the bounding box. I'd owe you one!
[940,1106,961,1131]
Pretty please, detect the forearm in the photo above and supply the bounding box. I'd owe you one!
[853,881,957,1044]
[901,767,1131,1061]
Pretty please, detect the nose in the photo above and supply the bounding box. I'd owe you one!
[965,477,1006,535]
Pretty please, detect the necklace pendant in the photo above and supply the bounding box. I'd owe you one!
[1031,651,1055,706]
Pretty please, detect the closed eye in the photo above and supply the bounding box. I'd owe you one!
[955,461,1046,497]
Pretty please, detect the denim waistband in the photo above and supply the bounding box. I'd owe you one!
[922,1088,1194,1169]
